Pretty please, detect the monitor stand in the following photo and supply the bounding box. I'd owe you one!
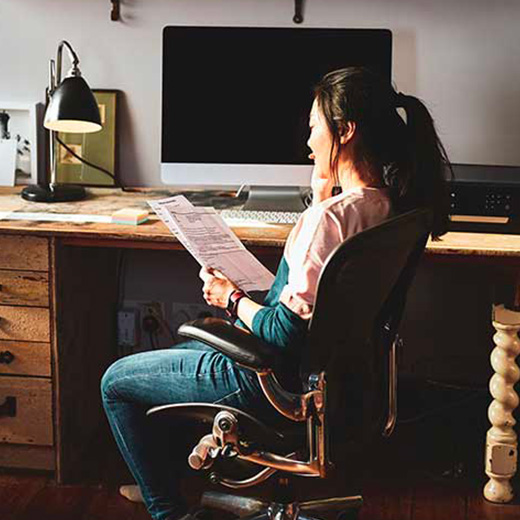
[242,186,308,212]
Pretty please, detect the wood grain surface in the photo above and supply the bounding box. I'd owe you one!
[1,187,520,256]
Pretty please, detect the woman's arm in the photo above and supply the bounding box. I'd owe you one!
[234,297,263,330]
[199,266,307,349]
[199,267,263,329]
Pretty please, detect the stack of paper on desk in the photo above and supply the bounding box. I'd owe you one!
[148,195,275,293]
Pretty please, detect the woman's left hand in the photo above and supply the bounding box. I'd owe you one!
[199,267,238,309]
[310,162,335,204]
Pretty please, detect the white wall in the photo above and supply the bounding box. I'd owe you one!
[2,0,519,186]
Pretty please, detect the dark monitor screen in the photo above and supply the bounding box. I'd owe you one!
[162,26,392,166]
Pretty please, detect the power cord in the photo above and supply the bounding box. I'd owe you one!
[56,136,132,192]
[147,330,157,350]
[116,250,127,308]
[171,309,191,344]
[144,307,176,345]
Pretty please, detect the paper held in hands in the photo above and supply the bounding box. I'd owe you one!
[148,195,275,293]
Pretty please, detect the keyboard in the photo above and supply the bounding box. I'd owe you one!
[219,209,302,225]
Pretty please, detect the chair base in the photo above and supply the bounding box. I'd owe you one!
[201,491,363,520]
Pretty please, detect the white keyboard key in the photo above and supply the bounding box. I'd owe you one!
[220,209,302,225]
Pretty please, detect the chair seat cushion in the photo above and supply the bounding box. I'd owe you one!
[147,402,305,452]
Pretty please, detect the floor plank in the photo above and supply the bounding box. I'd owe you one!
[360,478,413,520]
[0,469,519,520]
[466,492,520,520]
[411,478,468,520]
[78,486,150,520]
[0,473,49,520]
[14,483,96,520]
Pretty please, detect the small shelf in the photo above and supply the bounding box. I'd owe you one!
[109,1,304,23]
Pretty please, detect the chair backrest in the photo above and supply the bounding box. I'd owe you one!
[302,208,432,457]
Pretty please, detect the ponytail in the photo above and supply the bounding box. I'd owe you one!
[395,94,452,239]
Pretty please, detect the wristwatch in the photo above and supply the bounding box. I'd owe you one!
[226,289,246,318]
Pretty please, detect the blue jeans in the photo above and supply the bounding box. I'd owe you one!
[101,340,268,520]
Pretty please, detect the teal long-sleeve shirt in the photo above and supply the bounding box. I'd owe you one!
[236,257,309,351]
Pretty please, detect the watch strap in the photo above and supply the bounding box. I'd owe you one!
[226,289,246,318]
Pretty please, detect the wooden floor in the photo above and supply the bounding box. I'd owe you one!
[1,470,519,520]
[2,380,520,520]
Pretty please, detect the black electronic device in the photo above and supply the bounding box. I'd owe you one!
[448,164,520,233]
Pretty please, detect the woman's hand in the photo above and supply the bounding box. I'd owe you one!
[199,267,238,309]
[310,159,334,204]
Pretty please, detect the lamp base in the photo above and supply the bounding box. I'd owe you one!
[21,184,87,203]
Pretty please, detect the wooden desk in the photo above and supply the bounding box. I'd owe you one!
[0,188,518,503]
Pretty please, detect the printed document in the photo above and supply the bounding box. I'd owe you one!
[148,196,275,293]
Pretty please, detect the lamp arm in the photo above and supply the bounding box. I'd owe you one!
[47,41,80,187]
[46,59,56,104]
[56,40,80,85]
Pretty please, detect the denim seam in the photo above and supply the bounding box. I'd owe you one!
[212,387,242,405]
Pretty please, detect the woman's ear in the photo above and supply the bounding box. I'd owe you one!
[339,121,356,145]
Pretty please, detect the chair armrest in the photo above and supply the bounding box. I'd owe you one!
[178,317,278,371]
[178,318,318,423]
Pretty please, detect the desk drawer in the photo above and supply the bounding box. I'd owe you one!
[0,340,51,377]
[0,306,50,342]
[0,235,49,271]
[0,270,49,307]
[0,376,53,446]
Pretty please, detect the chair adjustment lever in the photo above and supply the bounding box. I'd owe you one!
[188,410,240,470]
[188,434,220,470]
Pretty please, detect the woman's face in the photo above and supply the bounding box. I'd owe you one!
[307,99,334,177]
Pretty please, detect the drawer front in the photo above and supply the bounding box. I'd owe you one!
[0,376,53,446]
[0,306,50,342]
[0,270,49,307]
[0,235,49,271]
[0,443,54,470]
[0,340,51,377]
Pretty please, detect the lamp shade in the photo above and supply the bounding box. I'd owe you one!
[44,76,102,133]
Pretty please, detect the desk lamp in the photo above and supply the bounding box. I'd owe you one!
[21,41,102,202]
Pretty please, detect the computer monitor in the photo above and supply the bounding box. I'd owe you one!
[161,26,392,210]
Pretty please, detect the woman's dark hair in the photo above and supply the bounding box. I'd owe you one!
[314,67,452,239]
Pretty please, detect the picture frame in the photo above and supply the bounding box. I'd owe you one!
[56,89,118,187]
[0,103,38,187]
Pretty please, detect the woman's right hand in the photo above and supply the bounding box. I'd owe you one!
[310,159,334,205]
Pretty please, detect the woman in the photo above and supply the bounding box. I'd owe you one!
[101,67,450,520]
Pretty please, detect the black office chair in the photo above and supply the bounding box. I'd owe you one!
[148,208,432,520]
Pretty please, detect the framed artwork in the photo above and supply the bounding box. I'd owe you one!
[56,90,118,186]
[0,103,38,187]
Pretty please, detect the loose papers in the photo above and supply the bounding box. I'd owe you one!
[148,196,275,293]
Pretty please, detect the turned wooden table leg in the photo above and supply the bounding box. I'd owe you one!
[484,304,520,502]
